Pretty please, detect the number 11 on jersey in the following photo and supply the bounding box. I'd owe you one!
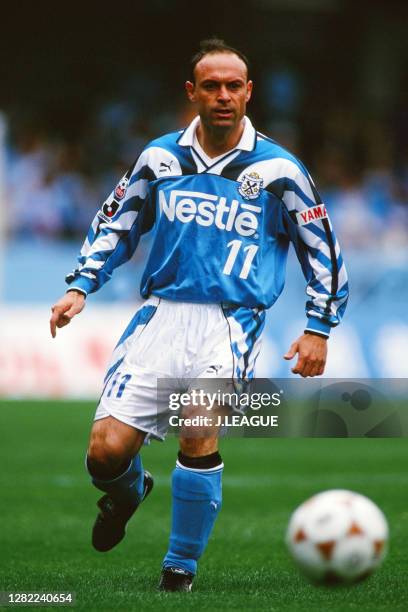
[223,240,259,279]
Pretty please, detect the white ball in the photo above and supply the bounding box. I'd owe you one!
[286,490,388,584]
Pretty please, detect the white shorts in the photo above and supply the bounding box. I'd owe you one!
[95,297,265,440]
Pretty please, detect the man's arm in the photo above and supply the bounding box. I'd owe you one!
[279,161,348,376]
[65,154,155,297]
[50,150,155,338]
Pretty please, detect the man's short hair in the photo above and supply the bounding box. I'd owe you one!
[190,38,250,82]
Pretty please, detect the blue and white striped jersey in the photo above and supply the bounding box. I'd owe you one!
[66,116,348,337]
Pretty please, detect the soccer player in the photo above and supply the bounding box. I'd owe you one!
[50,39,348,592]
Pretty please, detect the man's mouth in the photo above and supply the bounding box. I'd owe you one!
[213,109,233,118]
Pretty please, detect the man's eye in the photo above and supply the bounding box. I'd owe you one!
[229,83,241,90]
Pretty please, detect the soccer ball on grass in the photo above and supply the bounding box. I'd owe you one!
[285,489,388,585]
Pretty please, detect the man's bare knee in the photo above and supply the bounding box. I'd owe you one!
[88,433,126,469]
[87,435,129,479]
[87,416,145,478]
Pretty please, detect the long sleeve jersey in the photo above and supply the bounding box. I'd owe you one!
[66,116,348,337]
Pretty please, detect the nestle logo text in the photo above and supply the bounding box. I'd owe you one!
[159,190,261,237]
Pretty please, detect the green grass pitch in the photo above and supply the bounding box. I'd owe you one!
[0,400,407,611]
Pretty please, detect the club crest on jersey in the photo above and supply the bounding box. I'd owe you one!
[238,172,263,200]
[114,177,129,200]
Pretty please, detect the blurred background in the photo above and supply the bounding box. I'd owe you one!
[0,0,407,397]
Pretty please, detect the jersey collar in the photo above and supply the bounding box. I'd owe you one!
[177,115,256,152]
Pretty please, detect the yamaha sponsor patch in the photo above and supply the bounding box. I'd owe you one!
[238,172,263,200]
[114,177,129,200]
[296,204,328,226]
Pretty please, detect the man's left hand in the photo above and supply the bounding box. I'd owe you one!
[284,333,328,377]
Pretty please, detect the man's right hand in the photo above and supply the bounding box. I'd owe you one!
[50,290,86,338]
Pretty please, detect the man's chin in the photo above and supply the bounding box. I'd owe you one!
[208,116,236,130]
[200,113,243,133]
[213,110,235,120]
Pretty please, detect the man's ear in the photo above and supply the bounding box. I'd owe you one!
[185,81,196,102]
[246,80,253,103]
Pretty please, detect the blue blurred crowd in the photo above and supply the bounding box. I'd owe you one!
[4,93,408,252]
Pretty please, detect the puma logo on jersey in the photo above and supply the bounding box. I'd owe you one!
[159,161,174,173]
[296,204,328,226]
[158,189,261,237]
[206,365,222,374]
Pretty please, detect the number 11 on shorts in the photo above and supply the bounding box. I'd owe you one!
[107,373,132,399]
[223,240,259,279]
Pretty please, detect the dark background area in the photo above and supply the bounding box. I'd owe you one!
[2,0,407,156]
[1,0,408,245]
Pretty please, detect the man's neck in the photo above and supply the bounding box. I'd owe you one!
[195,119,245,159]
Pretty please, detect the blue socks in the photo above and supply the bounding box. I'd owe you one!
[88,453,145,509]
[87,449,222,576]
[163,452,223,575]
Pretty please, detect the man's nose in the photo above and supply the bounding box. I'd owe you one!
[217,86,231,102]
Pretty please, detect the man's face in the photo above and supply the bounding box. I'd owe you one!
[185,52,253,131]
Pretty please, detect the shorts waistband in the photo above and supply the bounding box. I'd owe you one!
[146,296,221,310]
